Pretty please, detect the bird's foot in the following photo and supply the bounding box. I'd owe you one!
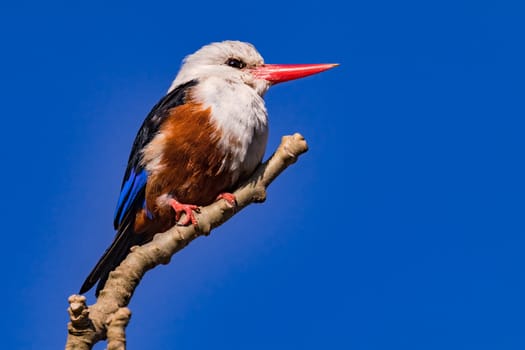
[168,199,200,226]
[216,192,237,207]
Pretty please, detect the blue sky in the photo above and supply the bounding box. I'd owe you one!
[1,1,524,349]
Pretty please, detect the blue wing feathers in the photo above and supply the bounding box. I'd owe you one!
[114,169,148,227]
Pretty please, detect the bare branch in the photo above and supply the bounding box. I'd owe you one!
[107,308,131,350]
[65,133,308,349]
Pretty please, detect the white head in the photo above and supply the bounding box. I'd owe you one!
[168,40,338,97]
[169,41,269,96]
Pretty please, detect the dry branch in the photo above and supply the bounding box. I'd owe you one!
[65,133,308,349]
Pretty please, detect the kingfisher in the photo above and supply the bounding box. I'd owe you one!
[80,40,337,295]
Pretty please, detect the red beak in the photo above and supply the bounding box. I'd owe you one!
[251,63,338,84]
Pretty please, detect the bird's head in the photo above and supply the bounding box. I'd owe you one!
[169,40,337,96]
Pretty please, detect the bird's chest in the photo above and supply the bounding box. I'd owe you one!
[214,109,269,180]
[199,78,269,178]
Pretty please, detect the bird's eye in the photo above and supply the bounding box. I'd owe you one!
[225,58,246,69]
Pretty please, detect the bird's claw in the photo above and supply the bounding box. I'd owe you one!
[168,199,200,226]
[216,192,237,208]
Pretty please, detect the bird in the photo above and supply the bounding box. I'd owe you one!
[80,40,337,295]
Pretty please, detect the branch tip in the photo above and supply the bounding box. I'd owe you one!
[68,294,90,328]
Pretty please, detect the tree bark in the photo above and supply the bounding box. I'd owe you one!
[65,133,308,349]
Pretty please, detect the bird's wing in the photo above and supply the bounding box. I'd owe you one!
[80,79,198,295]
[113,79,198,229]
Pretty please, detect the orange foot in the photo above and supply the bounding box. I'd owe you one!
[216,192,237,207]
[168,199,200,226]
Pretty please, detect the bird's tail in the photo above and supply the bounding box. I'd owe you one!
[79,223,140,296]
